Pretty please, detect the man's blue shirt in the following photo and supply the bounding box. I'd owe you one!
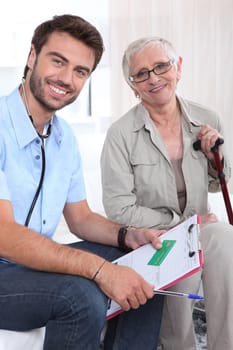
[0,87,86,240]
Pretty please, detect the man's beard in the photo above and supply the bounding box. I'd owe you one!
[29,68,77,112]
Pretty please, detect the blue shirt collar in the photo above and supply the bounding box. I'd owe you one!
[6,87,63,149]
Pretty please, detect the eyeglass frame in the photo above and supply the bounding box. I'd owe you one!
[128,58,175,83]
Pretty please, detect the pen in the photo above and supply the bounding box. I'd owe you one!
[154,289,204,300]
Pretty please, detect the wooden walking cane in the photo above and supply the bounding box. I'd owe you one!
[193,138,233,225]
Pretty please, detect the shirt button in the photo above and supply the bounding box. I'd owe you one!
[43,220,46,225]
[36,139,40,144]
[35,155,40,160]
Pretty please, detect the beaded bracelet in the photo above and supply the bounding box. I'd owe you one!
[92,260,107,281]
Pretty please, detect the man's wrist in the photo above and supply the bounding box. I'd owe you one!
[117,226,132,252]
[92,259,107,281]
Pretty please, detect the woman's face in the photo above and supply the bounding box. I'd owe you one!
[128,45,182,109]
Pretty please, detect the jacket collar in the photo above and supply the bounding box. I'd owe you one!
[132,94,204,134]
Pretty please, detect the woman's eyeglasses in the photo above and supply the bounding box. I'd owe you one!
[129,59,175,83]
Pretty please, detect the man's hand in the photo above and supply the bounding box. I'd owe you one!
[93,226,165,311]
[94,261,155,311]
[124,227,165,250]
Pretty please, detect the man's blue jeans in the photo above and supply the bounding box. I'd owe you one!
[0,241,164,350]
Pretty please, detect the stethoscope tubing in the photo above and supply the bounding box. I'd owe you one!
[21,78,52,227]
[24,139,46,227]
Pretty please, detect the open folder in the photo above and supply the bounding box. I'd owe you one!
[106,215,203,319]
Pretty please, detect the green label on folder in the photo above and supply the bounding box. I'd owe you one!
[148,240,176,266]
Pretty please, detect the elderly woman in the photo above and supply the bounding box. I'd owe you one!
[101,37,233,350]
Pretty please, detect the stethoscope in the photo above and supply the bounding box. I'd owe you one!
[21,78,53,227]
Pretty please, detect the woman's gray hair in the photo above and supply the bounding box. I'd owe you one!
[122,37,179,83]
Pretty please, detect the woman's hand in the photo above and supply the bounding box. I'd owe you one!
[200,212,218,228]
[196,124,223,162]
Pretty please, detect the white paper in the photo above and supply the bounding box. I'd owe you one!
[106,215,202,319]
